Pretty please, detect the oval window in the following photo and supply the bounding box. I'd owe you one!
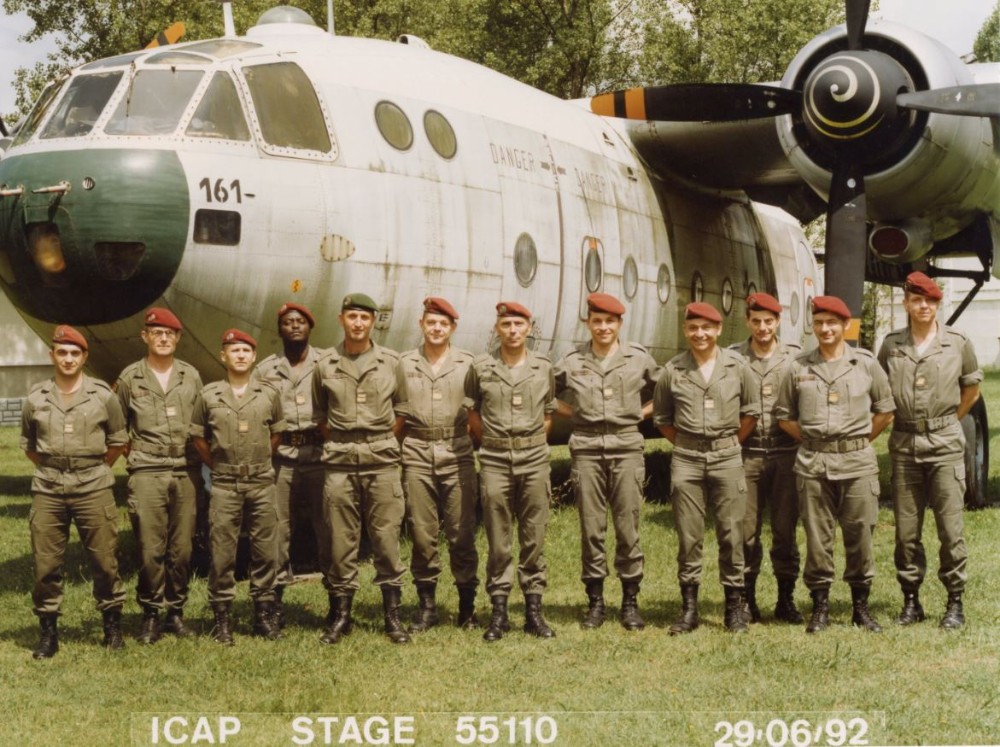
[623,255,639,299]
[514,233,537,287]
[585,246,602,292]
[375,100,413,151]
[790,290,801,325]
[657,263,671,304]
[721,278,734,315]
[691,272,704,302]
[424,110,457,159]
[746,282,757,300]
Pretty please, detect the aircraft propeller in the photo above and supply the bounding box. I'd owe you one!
[591,0,1000,340]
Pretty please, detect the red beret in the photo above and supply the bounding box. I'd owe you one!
[904,271,943,301]
[586,292,626,316]
[52,325,87,351]
[278,302,315,327]
[746,292,781,315]
[144,307,182,331]
[496,301,532,319]
[811,295,852,320]
[221,328,257,348]
[684,302,722,323]
[423,296,459,321]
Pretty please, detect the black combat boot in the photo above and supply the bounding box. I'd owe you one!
[136,607,161,645]
[102,608,125,650]
[253,601,284,640]
[523,593,556,638]
[32,614,59,660]
[743,574,762,623]
[273,586,286,630]
[580,580,605,630]
[409,583,440,633]
[669,584,700,635]
[940,592,965,630]
[163,609,195,638]
[724,586,749,633]
[774,578,804,623]
[851,586,882,632]
[211,603,234,646]
[806,589,829,633]
[896,589,926,625]
[382,586,412,644]
[320,595,353,645]
[620,581,645,631]
[483,595,510,642]
[457,587,479,629]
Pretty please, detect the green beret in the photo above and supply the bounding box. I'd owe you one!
[342,293,379,313]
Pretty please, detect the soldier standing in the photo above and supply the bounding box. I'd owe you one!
[554,292,658,631]
[464,301,557,642]
[312,293,410,645]
[191,329,285,645]
[255,303,328,629]
[116,308,203,643]
[21,325,128,658]
[654,302,759,634]
[776,296,895,633]
[877,271,981,629]
[396,297,480,631]
[730,293,803,623]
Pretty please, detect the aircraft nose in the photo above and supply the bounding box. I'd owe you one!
[0,148,188,325]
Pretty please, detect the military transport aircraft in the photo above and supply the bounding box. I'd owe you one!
[0,1,992,504]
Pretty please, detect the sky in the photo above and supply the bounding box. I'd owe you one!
[0,0,998,116]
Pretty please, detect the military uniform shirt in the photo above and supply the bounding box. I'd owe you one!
[775,346,894,480]
[729,338,799,451]
[190,380,285,485]
[116,358,203,471]
[396,344,475,473]
[256,346,325,462]
[20,374,127,495]
[877,325,982,462]
[312,342,407,469]
[464,350,556,473]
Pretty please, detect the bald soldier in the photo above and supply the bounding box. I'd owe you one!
[21,325,128,658]
[877,271,982,629]
[653,302,760,634]
[465,301,558,642]
[116,307,203,643]
[255,302,329,629]
[396,297,480,631]
[729,293,803,623]
[554,292,659,630]
[777,296,895,633]
[312,293,411,645]
[191,329,286,645]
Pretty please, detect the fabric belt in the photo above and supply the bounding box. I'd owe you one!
[801,437,869,453]
[574,425,639,436]
[481,433,548,450]
[37,455,105,470]
[743,435,796,452]
[281,429,324,447]
[213,460,272,478]
[674,432,739,452]
[325,430,395,444]
[408,426,461,441]
[130,440,186,458]
[893,416,956,434]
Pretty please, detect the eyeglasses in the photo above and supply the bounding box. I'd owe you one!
[146,328,178,339]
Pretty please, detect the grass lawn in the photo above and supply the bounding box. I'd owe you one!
[2,373,1000,746]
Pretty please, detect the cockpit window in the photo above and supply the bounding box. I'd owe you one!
[40,72,123,139]
[105,69,204,136]
[146,51,212,65]
[182,40,262,59]
[13,79,66,146]
[81,52,144,71]
[186,73,251,141]
[242,62,332,154]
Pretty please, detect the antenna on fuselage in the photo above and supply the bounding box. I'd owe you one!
[219,1,237,37]
[328,0,336,34]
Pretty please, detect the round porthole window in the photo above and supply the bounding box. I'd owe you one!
[623,255,638,299]
[721,277,734,315]
[585,246,602,292]
[375,101,413,151]
[657,263,671,304]
[424,110,457,159]
[514,233,537,287]
[691,271,704,302]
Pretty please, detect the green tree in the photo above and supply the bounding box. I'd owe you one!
[973,1,1000,62]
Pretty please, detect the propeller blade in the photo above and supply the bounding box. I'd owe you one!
[898,84,1000,117]
[823,162,868,343]
[845,0,871,51]
[145,21,186,49]
[590,84,801,122]
[0,115,7,138]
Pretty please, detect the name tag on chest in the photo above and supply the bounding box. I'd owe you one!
[356,392,368,404]
[165,406,177,417]
[915,376,927,388]
[512,394,523,407]
[63,422,74,434]
[432,390,443,401]
[828,391,840,404]
[296,394,306,405]
[704,397,715,410]
[238,421,250,433]
[762,384,773,397]
[603,387,614,398]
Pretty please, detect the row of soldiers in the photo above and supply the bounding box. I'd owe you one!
[19,271,980,658]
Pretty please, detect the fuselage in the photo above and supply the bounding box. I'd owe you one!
[0,18,819,381]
